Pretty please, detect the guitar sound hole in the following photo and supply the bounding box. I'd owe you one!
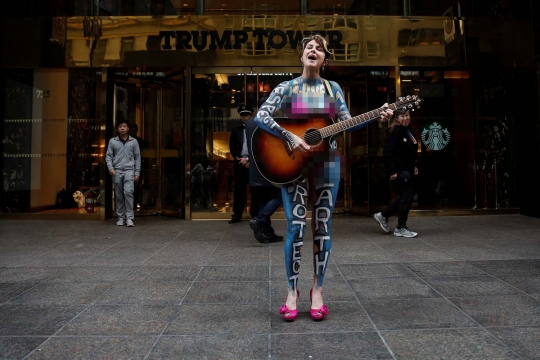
[304,128,323,146]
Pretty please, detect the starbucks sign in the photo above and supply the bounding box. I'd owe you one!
[421,122,450,150]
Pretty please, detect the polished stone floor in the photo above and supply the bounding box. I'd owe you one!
[1,214,540,359]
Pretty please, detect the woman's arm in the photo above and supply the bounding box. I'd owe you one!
[255,80,309,152]
[331,81,353,123]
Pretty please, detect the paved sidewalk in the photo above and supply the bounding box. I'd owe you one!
[1,214,540,359]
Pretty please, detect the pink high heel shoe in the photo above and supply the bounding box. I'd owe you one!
[310,289,329,321]
[279,290,300,321]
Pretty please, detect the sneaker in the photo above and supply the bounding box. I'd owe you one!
[393,227,417,238]
[373,212,390,233]
[116,219,125,226]
[126,219,134,227]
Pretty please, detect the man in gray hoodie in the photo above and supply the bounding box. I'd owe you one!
[106,119,141,227]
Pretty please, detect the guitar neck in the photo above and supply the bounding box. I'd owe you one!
[318,102,399,139]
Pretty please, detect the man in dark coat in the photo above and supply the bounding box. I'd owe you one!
[245,97,284,243]
[228,104,253,223]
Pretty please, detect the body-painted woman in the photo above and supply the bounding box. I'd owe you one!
[254,34,393,321]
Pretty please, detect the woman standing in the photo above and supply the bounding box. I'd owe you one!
[373,109,419,238]
[254,34,393,321]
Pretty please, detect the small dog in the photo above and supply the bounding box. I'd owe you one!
[73,190,86,208]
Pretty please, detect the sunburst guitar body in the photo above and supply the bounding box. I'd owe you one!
[252,118,333,185]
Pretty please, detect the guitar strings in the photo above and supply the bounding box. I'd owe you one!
[301,108,383,143]
[298,99,413,144]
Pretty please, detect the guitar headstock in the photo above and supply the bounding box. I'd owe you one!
[394,95,424,112]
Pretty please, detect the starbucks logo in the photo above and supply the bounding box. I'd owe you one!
[421,122,450,150]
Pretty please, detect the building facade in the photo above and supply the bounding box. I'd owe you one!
[1,0,539,220]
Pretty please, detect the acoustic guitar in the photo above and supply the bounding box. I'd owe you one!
[251,95,424,185]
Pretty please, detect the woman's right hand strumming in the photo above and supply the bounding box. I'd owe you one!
[290,133,310,153]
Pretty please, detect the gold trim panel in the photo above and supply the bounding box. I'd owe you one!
[61,15,465,67]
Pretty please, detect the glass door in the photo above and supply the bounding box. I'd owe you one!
[112,73,184,218]
[344,67,394,215]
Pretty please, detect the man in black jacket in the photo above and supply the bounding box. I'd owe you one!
[245,97,284,243]
[228,104,253,223]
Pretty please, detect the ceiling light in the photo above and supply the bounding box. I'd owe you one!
[183,3,188,6]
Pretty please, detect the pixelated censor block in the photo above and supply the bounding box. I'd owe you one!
[281,93,336,120]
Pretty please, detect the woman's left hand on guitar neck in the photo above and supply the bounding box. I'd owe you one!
[378,104,394,122]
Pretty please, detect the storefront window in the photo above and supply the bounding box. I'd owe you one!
[1,68,102,215]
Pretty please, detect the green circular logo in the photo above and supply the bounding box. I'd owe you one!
[421,122,450,150]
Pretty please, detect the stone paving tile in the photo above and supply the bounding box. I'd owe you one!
[125,266,202,281]
[148,334,268,359]
[337,263,414,279]
[0,337,46,360]
[59,305,174,335]
[6,283,111,305]
[271,332,393,359]
[183,281,269,305]
[402,261,488,277]
[45,266,136,283]
[331,242,395,264]
[469,260,540,275]
[498,274,540,295]
[196,265,269,281]
[350,277,440,300]
[0,267,65,283]
[205,249,270,266]
[9,283,111,305]
[0,282,38,303]
[25,336,156,360]
[450,295,540,327]
[165,304,270,335]
[422,241,523,261]
[95,281,192,305]
[422,276,523,297]
[486,326,540,360]
[361,298,478,330]
[389,250,458,263]
[0,250,55,267]
[382,328,520,360]
[27,245,112,267]
[80,251,158,267]
[142,250,213,266]
[0,305,85,336]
